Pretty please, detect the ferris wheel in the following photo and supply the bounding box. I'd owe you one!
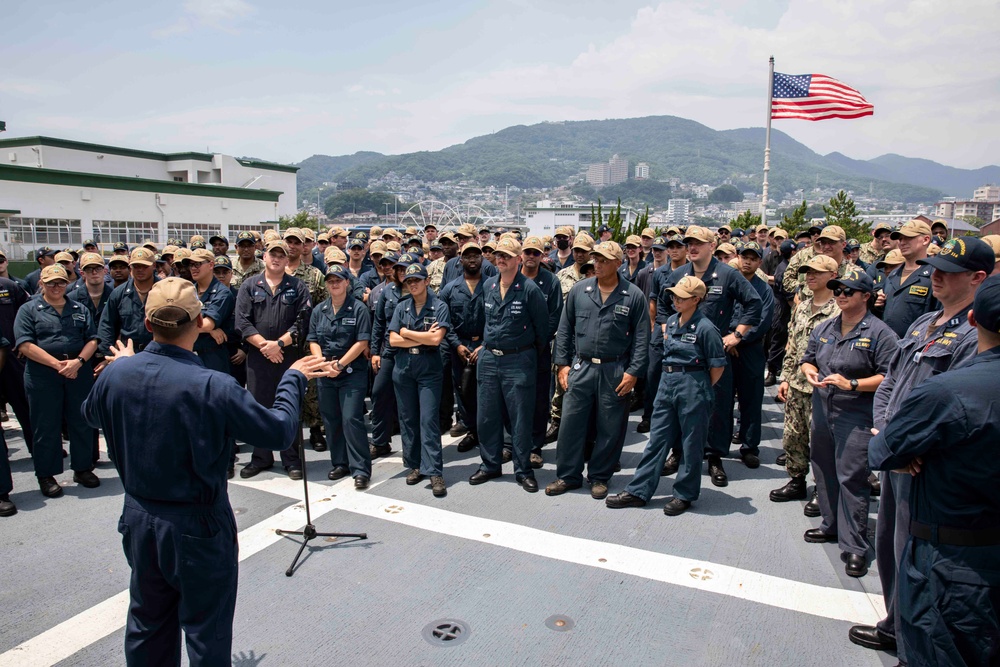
[398,201,463,230]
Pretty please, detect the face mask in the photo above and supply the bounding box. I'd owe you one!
[556,239,570,250]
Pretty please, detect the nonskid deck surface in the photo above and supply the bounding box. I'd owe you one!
[0,387,895,666]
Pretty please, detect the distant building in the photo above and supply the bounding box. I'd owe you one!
[586,163,611,187]
[635,162,650,180]
[524,200,639,238]
[980,217,1000,236]
[667,199,691,225]
[973,185,1000,201]
[0,136,294,256]
[608,154,628,185]
[936,185,1000,225]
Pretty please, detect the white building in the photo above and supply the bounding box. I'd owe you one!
[635,162,650,180]
[666,199,691,225]
[973,185,1000,202]
[586,163,610,187]
[523,200,639,238]
[0,136,297,257]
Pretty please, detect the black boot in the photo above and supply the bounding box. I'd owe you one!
[769,476,807,502]
[803,489,821,517]
[544,420,560,444]
[763,371,777,387]
[310,427,327,452]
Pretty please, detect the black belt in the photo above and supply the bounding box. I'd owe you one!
[405,347,436,355]
[910,521,1000,547]
[663,365,707,374]
[487,344,534,357]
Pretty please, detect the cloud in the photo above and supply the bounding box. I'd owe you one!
[153,0,256,37]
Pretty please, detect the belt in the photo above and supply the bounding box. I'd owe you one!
[406,347,435,355]
[52,351,85,361]
[487,344,534,357]
[910,521,1000,547]
[578,353,627,365]
[663,365,707,373]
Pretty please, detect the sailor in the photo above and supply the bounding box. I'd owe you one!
[209,233,229,257]
[867,274,1000,667]
[96,247,160,372]
[548,225,576,271]
[24,246,57,294]
[189,248,235,374]
[14,264,100,496]
[388,262,450,498]
[235,239,312,480]
[308,264,373,488]
[876,219,939,338]
[0,263,34,455]
[606,276,725,515]
[232,231,265,289]
[82,277,322,666]
[369,252,411,460]
[546,242,649,500]
[468,237,548,492]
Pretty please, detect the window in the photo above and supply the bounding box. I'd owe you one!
[166,223,221,244]
[91,220,160,246]
[228,223,280,238]
[7,217,82,247]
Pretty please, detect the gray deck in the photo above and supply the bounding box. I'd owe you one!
[0,387,897,666]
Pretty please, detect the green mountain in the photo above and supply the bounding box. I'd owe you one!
[295,116,997,203]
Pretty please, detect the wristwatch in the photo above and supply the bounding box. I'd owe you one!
[733,331,744,340]
[333,360,345,371]
[849,379,859,391]
[77,356,86,365]
[277,339,285,349]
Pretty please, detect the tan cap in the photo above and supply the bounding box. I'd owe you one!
[369,226,383,237]
[40,264,70,283]
[265,240,289,255]
[173,248,192,263]
[718,225,732,233]
[624,235,643,247]
[80,252,104,269]
[250,230,262,241]
[161,244,179,256]
[146,277,203,328]
[640,227,656,239]
[798,254,840,274]
[572,234,595,251]
[666,226,681,236]
[439,232,458,244]
[667,276,707,299]
[369,240,388,255]
[555,225,575,237]
[386,241,402,252]
[330,227,349,238]
[324,246,347,264]
[316,233,330,243]
[142,240,158,252]
[877,249,905,268]
[0,247,6,259]
[301,228,316,241]
[262,229,281,242]
[493,236,522,257]
[460,241,483,255]
[981,235,1000,261]
[190,235,206,244]
[891,219,933,239]
[481,240,496,251]
[684,226,716,244]
[54,251,75,263]
[591,241,624,262]
[456,223,478,237]
[190,248,215,264]
[522,236,545,252]
[379,228,398,239]
[405,226,419,236]
[129,247,155,266]
[756,224,770,234]
[773,228,789,240]
[283,227,304,242]
[926,244,942,256]
[817,225,847,242]
[716,243,737,256]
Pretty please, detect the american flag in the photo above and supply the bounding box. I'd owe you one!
[771,72,873,121]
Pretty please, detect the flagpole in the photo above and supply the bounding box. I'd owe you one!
[761,55,774,225]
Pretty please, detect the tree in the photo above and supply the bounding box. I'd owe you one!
[779,200,808,235]
[709,184,743,203]
[959,215,986,229]
[823,190,872,242]
[588,198,647,243]
[323,188,405,218]
[279,210,319,231]
[729,209,761,230]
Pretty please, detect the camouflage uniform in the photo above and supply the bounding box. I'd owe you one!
[427,257,446,292]
[232,257,265,289]
[858,240,884,267]
[779,297,840,477]
[787,256,861,300]
[781,245,815,295]
[288,260,326,430]
[556,264,585,298]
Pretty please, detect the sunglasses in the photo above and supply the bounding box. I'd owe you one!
[522,249,542,256]
[832,287,859,297]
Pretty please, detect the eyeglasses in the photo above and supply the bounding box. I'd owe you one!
[832,287,859,297]
[522,249,542,256]
[188,260,211,268]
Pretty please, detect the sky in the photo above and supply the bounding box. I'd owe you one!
[2,0,998,170]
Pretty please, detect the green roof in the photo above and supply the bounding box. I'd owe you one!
[0,164,282,202]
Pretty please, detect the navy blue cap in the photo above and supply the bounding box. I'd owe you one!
[731,228,745,238]
[83,239,96,247]
[779,239,798,254]
[380,251,399,264]
[213,255,232,270]
[348,237,365,249]
[112,242,129,252]
[190,240,207,250]
[325,264,349,280]
[828,267,875,292]
[597,224,611,234]
[918,236,995,274]
[973,274,1000,334]
[430,240,443,250]
[808,222,826,234]
[209,235,228,245]
[739,241,763,258]
[403,263,428,280]
[394,252,414,269]
[651,236,667,250]
[236,231,255,244]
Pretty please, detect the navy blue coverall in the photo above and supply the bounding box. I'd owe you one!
[438,274,485,443]
[369,283,406,447]
[730,272,775,457]
[82,341,307,667]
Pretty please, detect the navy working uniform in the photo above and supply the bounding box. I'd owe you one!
[730,256,775,459]
[307,282,372,480]
[656,254,762,460]
[14,288,98,481]
[626,301,725,504]
[388,270,451,478]
[235,272,312,473]
[0,276,33,453]
[98,277,161,356]
[83,340,307,666]
[802,310,897,557]
[0,336,15,500]
[869,341,1000,667]
[476,263,548,480]
[438,270,485,446]
[879,264,938,338]
[193,276,235,374]
[442,253,497,286]
[525,263,563,453]
[369,259,407,450]
[553,273,649,488]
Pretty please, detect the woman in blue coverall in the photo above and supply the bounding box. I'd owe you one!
[605,276,726,516]
[308,264,373,488]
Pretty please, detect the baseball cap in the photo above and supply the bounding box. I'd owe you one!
[129,248,155,266]
[40,265,69,283]
[403,263,428,281]
[108,255,130,267]
[718,225,732,233]
[82,239,97,247]
[405,226,419,237]
[779,239,798,255]
[773,228,789,240]
[931,219,950,231]
[981,235,1000,262]
[808,222,826,234]
[554,226,574,237]
[739,241,763,258]
[716,243,737,256]
[213,255,233,271]
[348,237,365,249]
[80,252,104,270]
[846,238,861,251]
[494,237,522,257]
[756,224,770,234]
[522,237,544,253]
[394,252,414,269]
[918,236,995,274]
[973,274,1000,333]
[872,222,893,236]
[283,228,304,242]
[731,228,745,239]
[624,235,643,248]
[828,267,875,293]
[189,248,215,264]
[797,255,840,274]
[926,244,942,256]
[262,229,280,242]
[35,246,57,260]
[891,219,932,239]
[146,277,202,328]
[236,231,255,245]
[325,264,349,281]
[817,225,847,243]
[666,236,685,248]
[591,242,623,262]
[380,251,400,265]
[572,234,595,251]
[112,242,129,253]
[189,238,207,250]
[265,240,289,255]
[369,240,388,256]
[301,228,316,242]
[329,227,350,238]
[683,226,716,244]
[54,251,75,263]
[460,242,483,256]
[667,276,707,299]
[640,228,656,239]
[481,240,496,252]
[651,236,667,250]
[173,248,192,264]
[209,234,229,245]
[596,224,611,234]
[666,226,681,236]
[369,226,383,237]
[423,223,437,231]
[385,241,402,252]
[161,245,179,257]
[439,232,458,244]
[324,247,346,264]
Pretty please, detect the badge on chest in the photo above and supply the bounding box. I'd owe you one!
[680,333,697,344]
[614,304,630,316]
